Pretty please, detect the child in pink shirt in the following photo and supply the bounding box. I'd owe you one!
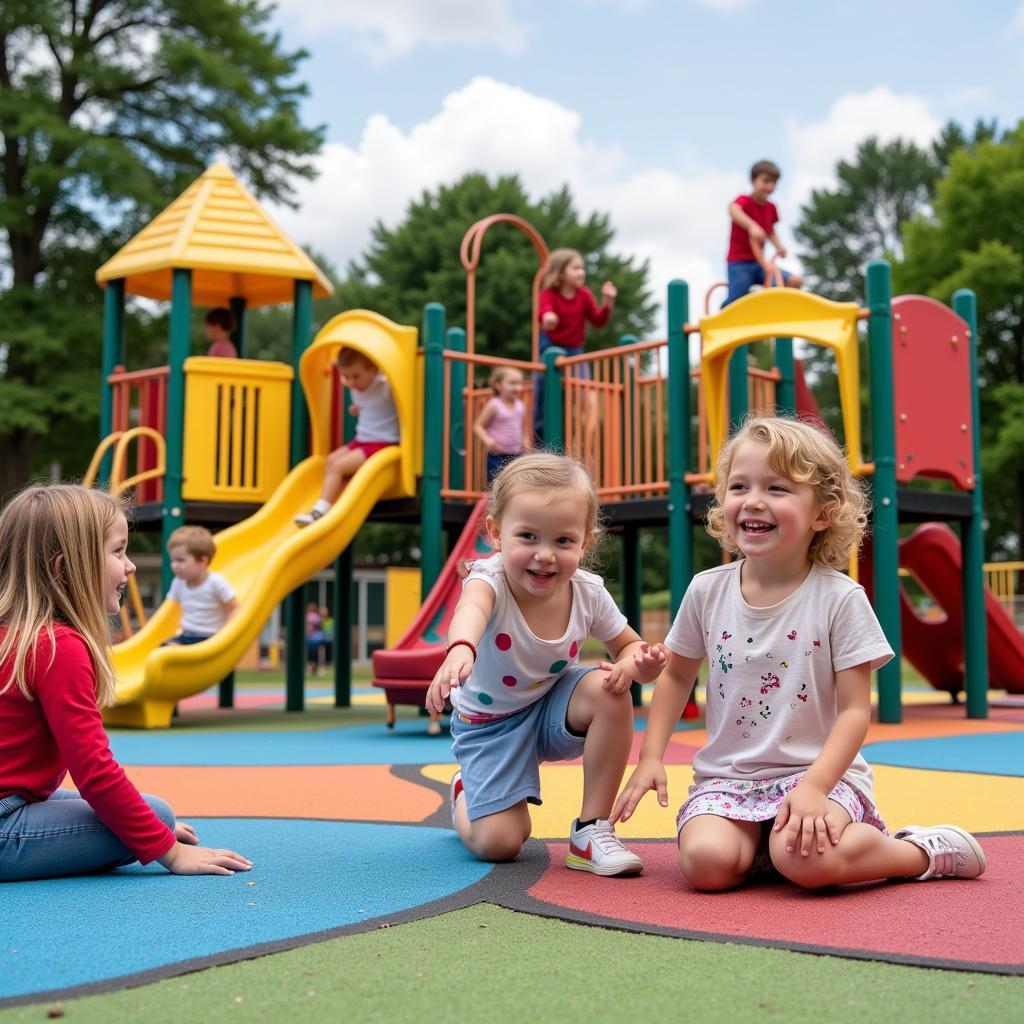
[474,367,532,483]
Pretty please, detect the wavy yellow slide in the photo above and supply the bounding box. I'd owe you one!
[105,447,402,728]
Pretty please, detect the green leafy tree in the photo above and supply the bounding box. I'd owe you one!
[895,123,1024,557]
[335,173,657,359]
[0,0,323,495]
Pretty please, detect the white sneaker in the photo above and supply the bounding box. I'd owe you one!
[449,770,464,828]
[893,824,987,880]
[294,508,324,527]
[566,818,644,876]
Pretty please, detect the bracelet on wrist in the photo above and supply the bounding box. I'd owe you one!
[446,639,477,661]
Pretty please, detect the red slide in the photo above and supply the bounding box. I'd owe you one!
[372,498,494,728]
[861,523,1024,695]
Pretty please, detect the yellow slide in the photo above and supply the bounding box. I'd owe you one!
[106,310,421,728]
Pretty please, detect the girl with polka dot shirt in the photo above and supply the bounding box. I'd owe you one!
[427,452,666,875]
[612,417,986,891]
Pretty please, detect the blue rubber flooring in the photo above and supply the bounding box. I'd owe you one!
[863,731,1024,777]
[108,719,455,765]
[0,819,491,1001]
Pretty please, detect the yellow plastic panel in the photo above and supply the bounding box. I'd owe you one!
[182,357,293,504]
[386,567,422,648]
[301,309,421,498]
[699,290,864,476]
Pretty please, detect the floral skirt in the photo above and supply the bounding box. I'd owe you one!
[676,772,888,836]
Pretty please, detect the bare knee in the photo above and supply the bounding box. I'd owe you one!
[678,836,750,892]
[470,832,524,863]
[769,836,836,890]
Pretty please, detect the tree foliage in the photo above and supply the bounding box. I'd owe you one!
[894,123,1024,557]
[332,173,657,359]
[0,0,323,494]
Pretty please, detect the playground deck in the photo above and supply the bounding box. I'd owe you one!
[2,682,1022,1022]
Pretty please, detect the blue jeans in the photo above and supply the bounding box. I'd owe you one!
[723,260,792,307]
[0,789,176,881]
[532,334,591,441]
[486,451,519,483]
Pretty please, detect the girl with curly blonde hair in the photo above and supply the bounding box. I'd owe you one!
[613,417,986,891]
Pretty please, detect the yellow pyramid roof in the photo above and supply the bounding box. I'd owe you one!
[96,163,333,308]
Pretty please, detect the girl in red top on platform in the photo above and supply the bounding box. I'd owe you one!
[533,248,616,441]
[0,485,252,882]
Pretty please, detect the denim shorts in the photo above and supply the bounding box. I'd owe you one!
[724,260,792,307]
[450,664,596,820]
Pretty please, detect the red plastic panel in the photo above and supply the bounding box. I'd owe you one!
[891,295,974,489]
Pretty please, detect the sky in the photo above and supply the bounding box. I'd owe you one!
[264,0,1024,325]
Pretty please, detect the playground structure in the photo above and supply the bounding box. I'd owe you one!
[87,163,1024,729]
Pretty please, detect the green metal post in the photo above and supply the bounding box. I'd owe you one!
[286,280,314,712]
[421,303,446,599]
[542,346,566,450]
[334,391,356,706]
[667,280,692,617]
[229,296,248,358]
[99,279,125,484]
[953,289,988,719]
[621,525,643,707]
[619,334,637,482]
[161,269,192,596]
[447,327,466,493]
[728,346,749,428]
[775,337,796,414]
[334,546,353,707]
[866,260,902,723]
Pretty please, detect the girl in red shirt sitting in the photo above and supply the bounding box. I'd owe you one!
[0,485,252,881]
[533,248,616,443]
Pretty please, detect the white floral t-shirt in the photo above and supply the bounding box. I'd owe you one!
[665,561,893,799]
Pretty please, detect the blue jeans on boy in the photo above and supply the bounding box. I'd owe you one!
[723,260,792,307]
[0,789,176,881]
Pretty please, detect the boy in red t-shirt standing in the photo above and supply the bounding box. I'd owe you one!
[723,160,803,307]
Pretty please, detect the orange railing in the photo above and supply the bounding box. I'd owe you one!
[108,364,169,503]
[441,351,543,500]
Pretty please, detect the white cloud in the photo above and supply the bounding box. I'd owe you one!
[271,79,942,333]
[270,77,739,327]
[272,0,527,60]
[1009,3,1024,33]
[782,86,941,217]
[692,0,752,11]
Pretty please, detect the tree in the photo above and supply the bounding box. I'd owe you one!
[0,1,323,495]
[335,173,657,359]
[894,123,1024,557]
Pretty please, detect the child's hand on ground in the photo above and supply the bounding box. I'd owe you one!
[629,642,668,684]
[610,757,668,823]
[773,781,841,856]
[426,647,475,714]
[541,312,559,331]
[174,822,199,845]
[601,281,617,302]
[160,842,252,876]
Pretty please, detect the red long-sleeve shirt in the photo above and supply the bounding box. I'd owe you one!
[0,626,176,864]
[537,286,611,349]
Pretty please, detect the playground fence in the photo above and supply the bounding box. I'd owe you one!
[108,364,169,503]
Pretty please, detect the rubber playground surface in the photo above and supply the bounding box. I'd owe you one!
[2,679,1023,1023]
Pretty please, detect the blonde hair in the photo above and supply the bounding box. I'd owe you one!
[488,365,523,393]
[167,524,216,561]
[487,451,601,556]
[541,248,583,290]
[0,485,125,707]
[706,417,868,570]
